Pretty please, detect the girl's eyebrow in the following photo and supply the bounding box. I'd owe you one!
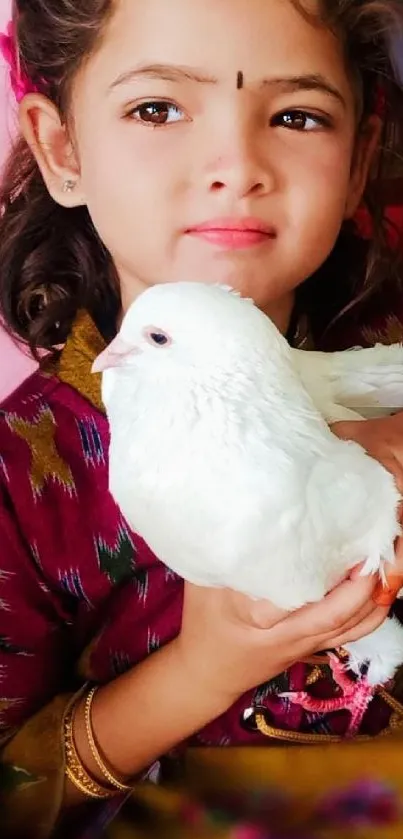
[263,74,346,109]
[109,63,218,90]
[109,63,346,108]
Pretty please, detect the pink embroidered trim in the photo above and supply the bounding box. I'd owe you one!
[0,20,40,103]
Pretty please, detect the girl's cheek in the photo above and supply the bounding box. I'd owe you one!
[118,124,189,167]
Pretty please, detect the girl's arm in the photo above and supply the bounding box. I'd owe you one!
[0,447,390,835]
[67,640,231,806]
[0,473,229,834]
[67,571,387,808]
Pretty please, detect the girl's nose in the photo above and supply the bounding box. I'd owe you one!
[203,122,277,200]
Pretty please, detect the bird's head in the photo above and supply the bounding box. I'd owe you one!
[92,283,286,405]
[94,283,257,366]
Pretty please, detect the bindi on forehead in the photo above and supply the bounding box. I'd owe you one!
[237,71,244,90]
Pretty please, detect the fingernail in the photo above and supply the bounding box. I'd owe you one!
[372,573,403,607]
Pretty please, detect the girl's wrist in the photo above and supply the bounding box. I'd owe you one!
[70,639,235,788]
[167,637,242,712]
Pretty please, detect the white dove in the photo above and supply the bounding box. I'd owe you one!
[93,282,403,691]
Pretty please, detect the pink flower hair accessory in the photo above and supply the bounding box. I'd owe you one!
[0,19,40,103]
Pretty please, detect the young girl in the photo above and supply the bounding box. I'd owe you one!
[2,1,403,837]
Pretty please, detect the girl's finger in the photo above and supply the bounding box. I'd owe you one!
[326,605,389,650]
[372,532,403,607]
[321,599,377,636]
[289,572,377,639]
[303,600,378,656]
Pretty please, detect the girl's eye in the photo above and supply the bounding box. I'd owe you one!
[128,101,184,126]
[272,110,329,132]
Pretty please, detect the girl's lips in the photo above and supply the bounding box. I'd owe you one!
[186,218,277,250]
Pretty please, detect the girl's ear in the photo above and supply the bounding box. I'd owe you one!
[19,93,86,208]
[344,115,382,219]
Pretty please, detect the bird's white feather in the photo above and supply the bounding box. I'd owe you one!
[293,344,403,421]
[98,282,403,685]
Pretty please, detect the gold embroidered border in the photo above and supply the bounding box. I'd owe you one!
[255,685,403,745]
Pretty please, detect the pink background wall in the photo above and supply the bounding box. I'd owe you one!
[0,0,37,402]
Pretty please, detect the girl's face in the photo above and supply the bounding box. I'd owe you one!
[25,0,378,328]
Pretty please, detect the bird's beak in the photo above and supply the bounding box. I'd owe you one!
[92,336,140,374]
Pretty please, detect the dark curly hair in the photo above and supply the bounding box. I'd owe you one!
[0,0,403,357]
[0,0,119,357]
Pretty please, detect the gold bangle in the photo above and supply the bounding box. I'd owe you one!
[84,686,133,793]
[64,701,114,800]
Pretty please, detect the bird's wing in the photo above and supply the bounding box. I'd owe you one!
[292,344,403,420]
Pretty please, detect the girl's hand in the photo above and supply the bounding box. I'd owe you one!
[175,574,387,707]
[332,413,403,605]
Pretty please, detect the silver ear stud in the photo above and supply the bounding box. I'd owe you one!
[62,179,76,193]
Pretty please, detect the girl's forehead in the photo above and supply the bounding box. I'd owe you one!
[84,0,351,97]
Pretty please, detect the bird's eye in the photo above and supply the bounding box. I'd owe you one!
[151,332,168,345]
[143,327,172,347]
